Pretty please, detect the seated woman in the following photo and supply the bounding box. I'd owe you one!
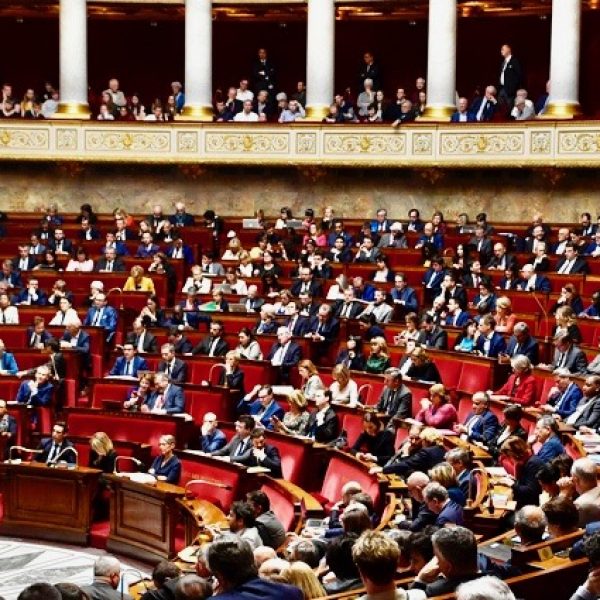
[453,319,478,353]
[327,274,350,301]
[33,249,60,272]
[498,436,544,508]
[273,289,296,316]
[253,250,283,279]
[182,264,212,295]
[222,267,247,296]
[49,296,79,326]
[218,350,245,393]
[139,295,164,327]
[405,347,441,383]
[394,312,421,346]
[237,250,254,277]
[124,265,156,293]
[487,404,528,458]
[335,336,366,372]
[414,384,458,430]
[298,359,324,400]
[235,327,263,361]
[222,236,244,261]
[66,247,94,272]
[273,389,311,437]
[372,256,395,283]
[329,364,360,407]
[350,412,395,466]
[429,462,466,506]
[364,336,391,374]
[553,305,582,345]
[493,296,516,334]
[550,283,584,317]
[496,266,520,291]
[148,434,181,484]
[123,373,155,411]
[89,431,117,473]
[210,289,230,313]
[490,354,536,406]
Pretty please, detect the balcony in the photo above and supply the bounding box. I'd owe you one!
[0,120,599,168]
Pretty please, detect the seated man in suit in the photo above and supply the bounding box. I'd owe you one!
[235,428,282,478]
[210,415,254,460]
[101,231,130,257]
[284,303,309,337]
[200,412,227,453]
[238,385,284,430]
[135,231,160,258]
[306,389,340,443]
[417,314,448,350]
[142,372,185,415]
[253,304,279,335]
[166,236,194,264]
[441,272,468,310]
[291,267,323,298]
[453,391,499,446]
[422,258,445,304]
[333,287,363,320]
[156,342,187,385]
[108,342,149,377]
[94,246,126,273]
[487,242,517,271]
[84,292,118,342]
[327,236,353,264]
[243,284,265,313]
[126,317,158,354]
[422,482,464,527]
[0,398,17,457]
[376,367,412,420]
[358,289,394,324]
[377,221,407,249]
[533,415,565,462]
[0,259,22,290]
[354,236,382,264]
[191,320,229,357]
[168,326,193,354]
[556,242,589,275]
[468,226,493,266]
[304,303,340,347]
[444,297,470,327]
[34,420,76,465]
[16,365,54,407]
[543,332,588,375]
[14,278,48,306]
[568,375,600,432]
[450,97,474,122]
[60,320,91,371]
[390,273,419,317]
[48,228,73,256]
[475,314,507,358]
[505,321,540,364]
[267,326,302,384]
[539,368,584,420]
[470,85,499,122]
[12,244,37,272]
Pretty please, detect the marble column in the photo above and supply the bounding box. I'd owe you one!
[540,0,582,119]
[180,0,213,121]
[305,0,335,121]
[55,0,90,119]
[419,0,457,121]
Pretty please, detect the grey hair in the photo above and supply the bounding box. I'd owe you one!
[93,555,121,577]
[513,321,529,334]
[456,575,516,600]
[510,354,531,372]
[572,458,598,484]
[422,482,449,503]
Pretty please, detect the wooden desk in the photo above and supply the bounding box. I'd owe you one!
[106,474,185,562]
[0,461,101,545]
[179,497,229,547]
[444,435,493,464]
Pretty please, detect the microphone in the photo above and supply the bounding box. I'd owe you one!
[6,445,43,463]
[113,455,143,475]
[529,288,550,341]
[185,478,233,498]
[208,363,227,386]
[357,383,372,407]
[119,568,150,600]
[107,287,124,310]
[49,446,78,468]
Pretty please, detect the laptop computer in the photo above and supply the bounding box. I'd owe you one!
[242,218,261,229]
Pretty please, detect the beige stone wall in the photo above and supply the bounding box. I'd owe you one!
[0,163,597,224]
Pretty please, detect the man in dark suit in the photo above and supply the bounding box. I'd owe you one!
[516,263,551,292]
[48,228,73,255]
[60,321,91,370]
[333,287,363,320]
[306,390,340,443]
[26,316,52,349]
[390,274,419,316]
[126,318,158,354]
[422,259,446,304]
[166,237,194,264]
[441,272,468,309]
[168,327,193,354]
[376,368,412,420]
[79,217,100,241]
[14,278,48,306]
[142,372,185,415]
[15,365,54,409]
[236,428,282,478]
[470,85,499,122]
[327,237,353,263]
[450,97,475,122]
[211,415,254,460]
[487,242,517,271]
[242,285,265,313]
[417,314,448,350]
[370,208,391,235]
[556,243,589,275]
[462,260,490,290]
[498,43,523,109]
[94,247,126,273]
[169,201,195,228]
[267,326,302,384]
[453,391,499,446]
[84,292,118,342]
[475,315,507,358]
[0,260,22,290]
[468,226,493,265]
[0,398,17,457]
[285,304,309,337]
[291,267,323,298]
[101,232,130,256]
[252,47,276,94]
[35,420,75,465]
[156,343,187,384]
[191,321,229,357]
[12,245,37,272]
[580,212,597,238]
[505,322,539,364]
[297,293,320,318]
[108,343,149,377]
[304,304,340,344]
[359,51,382,91]
[549,333,588,374]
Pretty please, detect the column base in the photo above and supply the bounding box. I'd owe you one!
[537,101,582,120]
[304,105,329,122]
[417,105,455,122]
[177,104,214,122]
[53,102,91,120]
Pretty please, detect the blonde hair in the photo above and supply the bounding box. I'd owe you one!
[420,427,444,446]
[332,363,351,388]
[299,359,319,377]
[429,383,448,403]
[90,431,114,455]
[282,562,326,599]
[370,336,389,357]
[225,350,240,366]
[130,265,145,279]
[556,305,576,326]
[496,296,512,312]
[429,462,458,489]
[288,389,308,411]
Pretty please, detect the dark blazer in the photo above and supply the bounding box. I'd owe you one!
[443,286,468,310]
[512,455,544,508]
[245,400,284,430]
[333,300,363,320]
[49,238,74,254]
[376,385,412,420]
[326,248,353,263]
[305,316,340,342]
[406,361,442,383]
[536,435,565,462]
[464,409,500,445]
[335,349,366,372]
[351,429,395,465]
[173,336,193,354]
[417,327,448,350]
[244,297,265,313]
[267,341,302,383]
[26,327,53,348]
[191,336,229,357]
[165,244,194,264]
[156,358,188,385]
[422,269,445,295]
[143,384,185,414]
[548,383,584,419]
[126,331,158,354]
[445,310,470,327]
[290,279,323,298]
[469,236,493,264]
[285,315,310,337]
[450,111,475,123]
[475,331,507,358]
[552,345,588,374]
[390,287,419,313]
[109,355,148,377]
[236,443,282,477]
[79,228,101,241]
[149,454,181,484]
[12,255,37,271]
[253,320,278,336]
[35,438,75,464]
[413,573,485,598]
[84,306,118,336]
[14,288,48,305]
[16,380,53,406]
[573,396,600,430]
[556,256,589,275]
[470,96,497,122]
[487,253,517,271]
[218,368,245,393]
[383,444,446,478]
[516,274,552,292]
[211,433,252,460]
[94,257,126,272]
[499,55,523,97]
[306,407,340,443]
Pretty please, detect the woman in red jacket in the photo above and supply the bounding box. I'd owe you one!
[490,354,537,406]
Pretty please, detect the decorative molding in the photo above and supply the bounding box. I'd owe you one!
[0,121,597,166]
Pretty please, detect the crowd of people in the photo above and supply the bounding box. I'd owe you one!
[2,200,600,599]
[0,44,552,124]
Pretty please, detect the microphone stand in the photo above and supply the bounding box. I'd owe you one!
[530,289,550,342]
[208,363,227,387]
[6,445,43,463]
[113,455,143,475]
[107,287,124,311]
[48,446,78,468]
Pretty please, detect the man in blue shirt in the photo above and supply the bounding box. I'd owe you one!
[200,412,226,453]
[84,292,118,342]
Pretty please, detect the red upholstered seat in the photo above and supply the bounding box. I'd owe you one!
[457,362,492,396]
[261,482,298,533]
[265,433,310,486]
[341,413,364,448]
[434,357,462,390]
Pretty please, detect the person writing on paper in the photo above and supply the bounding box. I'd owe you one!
[235,428,282,477]
[148,435,181,484]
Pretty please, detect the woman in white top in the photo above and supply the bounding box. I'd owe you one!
[275,207,293,230]
[298,359,324,400]
[394,312,421,346]
[222,237,244,261]
[65,247,94,272]
[223,268,248,295]
[49,297,79,326]
[357,78,375,117]
[237,251,254,278]
[326,274,350,301]
[236,327,263,361]
[329,363,359,407]
[182,264,212,294]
